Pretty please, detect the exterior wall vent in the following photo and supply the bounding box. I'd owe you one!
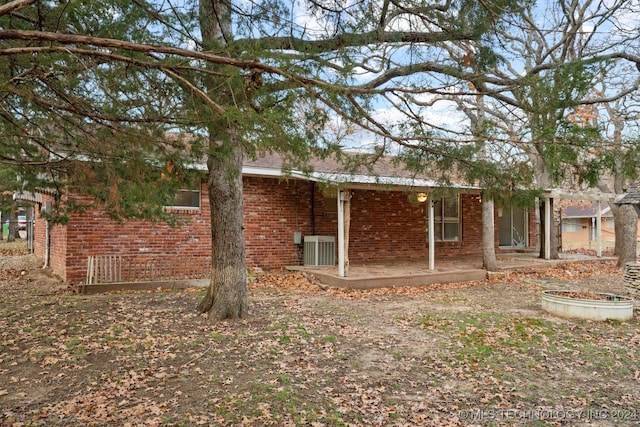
[303,235,336,266]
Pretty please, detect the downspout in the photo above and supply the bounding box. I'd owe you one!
[310,182,316,236]
[27,207,34,253]
[43,217,50,268]
[42,201,52,269]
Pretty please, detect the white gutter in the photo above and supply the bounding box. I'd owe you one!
[196,162,482,192]
[43,219,50,268]
[311,172,479,190]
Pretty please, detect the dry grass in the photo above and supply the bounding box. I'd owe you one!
[1,256,639,426]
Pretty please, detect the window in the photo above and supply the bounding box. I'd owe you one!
[432,196,460,241]
[323,196,338,215]
[562,219,582,233]
[170,188,201,209]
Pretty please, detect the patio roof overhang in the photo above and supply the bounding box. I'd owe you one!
[545,188,616,201]
[13,190,45,203]
[242,165,478,278]
[241,165,480,193]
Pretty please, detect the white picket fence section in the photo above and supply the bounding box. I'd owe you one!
[86,254,210,285]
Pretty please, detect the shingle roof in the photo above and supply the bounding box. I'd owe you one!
[614,182,640,206]
[244,151,424,179]
[242,151,477,190]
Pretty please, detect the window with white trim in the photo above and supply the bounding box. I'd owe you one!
[433,196,460,241]
[168,184,201,209]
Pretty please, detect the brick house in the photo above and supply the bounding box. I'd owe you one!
[560,200,640,251]
[30,153,538,286]
[560,201,614,249]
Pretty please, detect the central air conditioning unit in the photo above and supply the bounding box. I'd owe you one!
[303,235,336,266]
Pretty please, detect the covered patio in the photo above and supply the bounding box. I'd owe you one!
[290,250,616,290]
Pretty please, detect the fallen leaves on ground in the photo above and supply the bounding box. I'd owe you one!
[1,255,638,426]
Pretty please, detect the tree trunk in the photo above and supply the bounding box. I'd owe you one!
[615,204,637,269]
[538,202,545,259]
[482,195,497,271]
[197,138,248,319]
[538,199,559,259]
[609,202,621,256]
[7,208,17,243]
[195,0,248,320]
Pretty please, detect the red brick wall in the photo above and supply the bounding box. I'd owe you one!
[45,177,311,284]
[33,194,68,279]
[346,190,427,261]
[36,177,537,284]
[48,223,67,280]
[244,178,311,270]
[61,184,212,285]
[33,200,47,261]
[310,191,492,262]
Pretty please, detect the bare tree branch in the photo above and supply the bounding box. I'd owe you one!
[0,0,36,18]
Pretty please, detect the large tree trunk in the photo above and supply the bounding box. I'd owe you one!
[609,202,622,256]
[531,150,559,260]
[606,107,625,257]
[197,138,248,319]
[482,195,497,271]
[615,204,638,269]
[7,208,17,243]
[196,0,248,319]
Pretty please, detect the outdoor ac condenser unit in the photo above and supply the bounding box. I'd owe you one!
[303,236,336,266]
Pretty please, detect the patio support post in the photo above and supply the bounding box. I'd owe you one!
[338,189,344,277]
[337,189,350,277]
[344,190,351,276]
[428,196,435,270]
[544,197,551,260]
[596,200,602,257]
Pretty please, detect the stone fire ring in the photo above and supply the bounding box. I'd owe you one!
[541,290,634,321]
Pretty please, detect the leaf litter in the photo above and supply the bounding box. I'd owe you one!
[1,251,639,426]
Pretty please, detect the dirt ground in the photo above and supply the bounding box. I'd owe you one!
[1,242,639,426]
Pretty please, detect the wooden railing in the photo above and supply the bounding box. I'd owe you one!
[86,254,210,285]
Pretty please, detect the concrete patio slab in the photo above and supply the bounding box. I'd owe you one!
[287,251,617,290]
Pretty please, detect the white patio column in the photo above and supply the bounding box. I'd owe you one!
[596,199,602,257]
[428,196,435,270]
[337,189,345,277]
[544,197,551,260]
